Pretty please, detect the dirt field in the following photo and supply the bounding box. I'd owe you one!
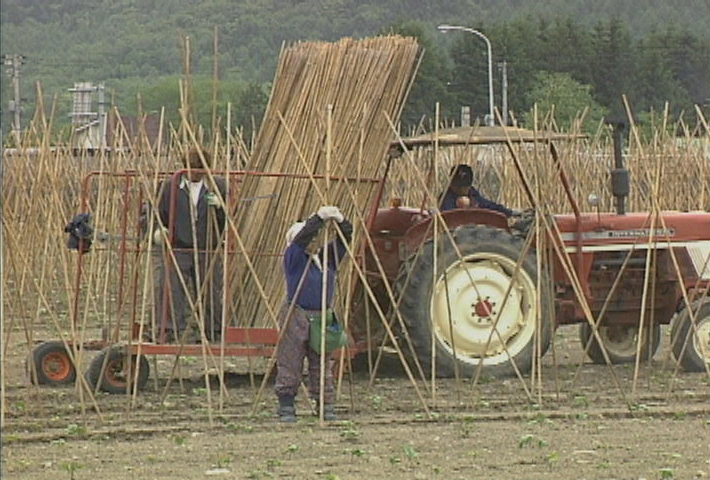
[3,326,710,480]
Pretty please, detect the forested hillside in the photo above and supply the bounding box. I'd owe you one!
[2,0,709,138]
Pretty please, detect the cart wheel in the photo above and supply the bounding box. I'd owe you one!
[27,341,77,386]
[86,347,149,394]
[671,301,710,372]
[579,322,661,364]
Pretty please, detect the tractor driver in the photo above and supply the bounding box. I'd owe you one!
[439,163,518,216]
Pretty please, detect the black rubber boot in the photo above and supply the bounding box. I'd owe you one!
[278,395,297,423]
[314,401,337,421]
[323,404,337,421]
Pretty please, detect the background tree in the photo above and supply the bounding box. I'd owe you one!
[492,16,545,122]
[445,25,494,126]
[382,21,454,131]
[588,19,636,118]
[233,82,270,142]
[523,71,607,132]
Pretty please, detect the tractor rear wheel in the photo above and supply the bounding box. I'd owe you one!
[579,322,661,364]
[396,225,553,378]
[671,301,710,372]
[27,341,77,386]
[87,347,149,394]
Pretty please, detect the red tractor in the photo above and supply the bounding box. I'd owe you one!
[355,123,710,377]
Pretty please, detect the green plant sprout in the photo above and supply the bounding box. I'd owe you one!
[350,448,365,458]
[527,413,551,425]
[660,467,674,479]
[339,422,360,443]
[226,422,253,433]
[519,434,549,448]
[403,445,419,462]
[60,460,84,480]
[65,424,86,436]
[519,434,535,448]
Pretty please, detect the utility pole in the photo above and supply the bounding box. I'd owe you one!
[97,83,107,149]
[3,54,26,142]
[499,61,508,126]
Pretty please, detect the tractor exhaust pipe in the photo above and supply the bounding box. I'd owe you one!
[609,120,630,215]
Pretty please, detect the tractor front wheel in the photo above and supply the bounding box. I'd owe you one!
[397,225,553,378]
[86,347,149,394]
[28,341,77,386]
[671,301,710,372]
[579,322,661,364]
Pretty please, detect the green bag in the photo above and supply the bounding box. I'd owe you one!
[308,309,348,354]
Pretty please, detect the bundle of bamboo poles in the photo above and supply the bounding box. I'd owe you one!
[227,35,421,327]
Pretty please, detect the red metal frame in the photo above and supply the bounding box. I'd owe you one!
[70,168,384,359]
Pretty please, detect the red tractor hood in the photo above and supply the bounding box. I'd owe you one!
[554,211,710,246]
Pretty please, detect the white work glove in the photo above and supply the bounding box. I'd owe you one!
[152,227,168,246]
[317,205,344,222]
[205,192,222,208]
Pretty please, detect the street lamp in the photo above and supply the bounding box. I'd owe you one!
[438,24,495,126]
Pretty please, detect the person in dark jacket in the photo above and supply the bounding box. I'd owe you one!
[439,163,517,216]
[275,205,353,422]
[153,147,227,343]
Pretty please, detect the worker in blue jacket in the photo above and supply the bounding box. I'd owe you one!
[275,205,353,423]
[440,163,517,216]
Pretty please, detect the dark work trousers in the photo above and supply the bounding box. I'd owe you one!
[155,248,223,338]
[275,304,335,404]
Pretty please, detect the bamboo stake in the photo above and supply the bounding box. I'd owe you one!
[318,104,333,425]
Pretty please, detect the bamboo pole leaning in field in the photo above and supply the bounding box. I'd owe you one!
[394,119,572,402]
[535,197,634,410]
[620,103,710,393]
[383,114,540,402]
[7,129,106,420]
[631,174,661,396]
[317,104,333,425]
[247,107,433,417]
[524,115,546,405]
[133,108,167,409]
[181,107,220,426]
[431,104,440,405]
[334,176,435,415]
[499,125,632,408]
[334,105,370,407]
[217,103,232,413]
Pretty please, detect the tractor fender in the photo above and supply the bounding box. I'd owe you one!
[366,206,428,281]
[401,208,509,259]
